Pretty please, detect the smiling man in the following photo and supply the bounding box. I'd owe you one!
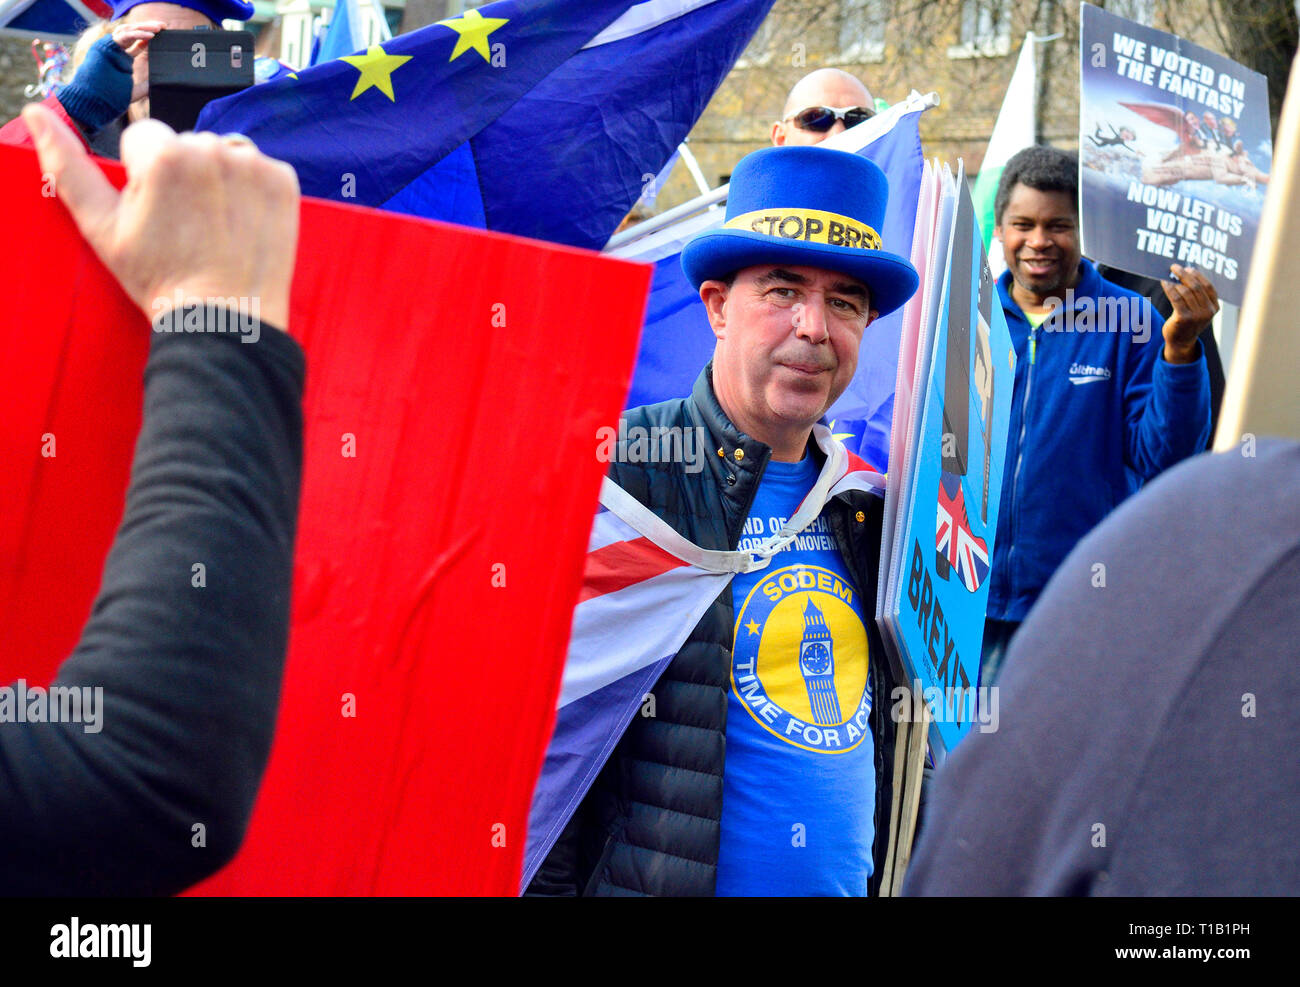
[704,264,874,461]
[527,146,918,896]
[981,145,1216,684]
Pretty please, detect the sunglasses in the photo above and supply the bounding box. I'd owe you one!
[787,105,875,132]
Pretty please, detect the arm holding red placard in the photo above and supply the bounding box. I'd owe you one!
[0,105,303,895]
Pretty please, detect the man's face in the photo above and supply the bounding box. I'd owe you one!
[123,3,218,120]
[995,184,1082,302]
[773,74,873,146]
[703,265,878,440]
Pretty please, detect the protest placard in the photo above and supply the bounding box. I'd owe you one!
[879,165,1016,759]
[0,143,650,895]
[1079,2,1273,304]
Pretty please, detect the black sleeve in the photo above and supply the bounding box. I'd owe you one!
[524,809,582,896]
[0,318,305,896]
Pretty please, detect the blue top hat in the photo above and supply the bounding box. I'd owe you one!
[111,0,255,23]
[681,146,919,318]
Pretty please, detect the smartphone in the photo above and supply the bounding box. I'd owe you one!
[147,28,255,132]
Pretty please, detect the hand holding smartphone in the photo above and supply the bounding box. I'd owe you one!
[147,27,254,132]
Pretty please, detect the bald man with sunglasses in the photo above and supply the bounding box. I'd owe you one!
[771,68,877,146]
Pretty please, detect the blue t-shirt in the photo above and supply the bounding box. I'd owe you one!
[715,454,876,896]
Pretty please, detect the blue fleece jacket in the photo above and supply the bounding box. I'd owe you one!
[986,258,1210,623]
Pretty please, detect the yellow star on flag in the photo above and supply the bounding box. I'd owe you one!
[745,619,761,636]
[340,45,413,102]
[826,418,856,443]
[436,7,509,63]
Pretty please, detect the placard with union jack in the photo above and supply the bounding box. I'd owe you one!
[883,164,1016,759]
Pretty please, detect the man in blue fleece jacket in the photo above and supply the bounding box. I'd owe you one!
[981,146,1216,683]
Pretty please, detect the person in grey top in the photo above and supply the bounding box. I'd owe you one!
[905,438,1300,896]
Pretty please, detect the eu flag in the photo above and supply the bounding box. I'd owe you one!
[198,0,776,251]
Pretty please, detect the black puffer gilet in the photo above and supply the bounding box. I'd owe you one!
[528,365,898,896]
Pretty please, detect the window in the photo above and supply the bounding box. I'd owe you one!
[949,0,1012,59]
[839,0,887,63]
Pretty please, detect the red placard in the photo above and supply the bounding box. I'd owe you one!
[0,143,650,895]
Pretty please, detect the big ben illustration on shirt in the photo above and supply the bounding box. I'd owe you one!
[799,598,841,726]
[731,562,872,753]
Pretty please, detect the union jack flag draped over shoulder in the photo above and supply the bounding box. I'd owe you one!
[522,425,885,889]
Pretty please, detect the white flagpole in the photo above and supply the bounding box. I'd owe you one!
[677,140,712,197]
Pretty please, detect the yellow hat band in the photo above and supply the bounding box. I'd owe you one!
[723,208,882,251]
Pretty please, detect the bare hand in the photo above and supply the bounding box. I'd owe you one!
[1160,263,1218,364]
[22,102,299,331]
[111,20,166,103]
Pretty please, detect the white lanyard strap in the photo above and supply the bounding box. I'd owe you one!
[598,424,853,575]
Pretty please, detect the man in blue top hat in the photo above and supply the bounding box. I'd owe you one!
[527,146,920,897]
